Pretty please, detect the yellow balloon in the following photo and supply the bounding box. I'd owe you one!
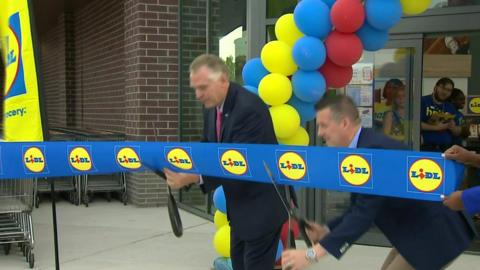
[278,127,310,146]
[213,225,231,257]
[214,210,228,229]
[270,104,300,139]
[261,41,297,76]
[275,13,304,47]
[400,0,431,15]
[258,73,292,106]
[393,48,408,62]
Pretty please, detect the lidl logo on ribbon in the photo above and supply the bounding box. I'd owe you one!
[3,12,27,99]
[408,158,444,193]
[165,147,194,171]
[219,148,250,176]
[339,153,373,188]
[68,146,93,172]
[276,150,308,181]
[23,146,47,173]
[116,147,141,170]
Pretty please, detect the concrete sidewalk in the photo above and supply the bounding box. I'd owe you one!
[1,200,479,269]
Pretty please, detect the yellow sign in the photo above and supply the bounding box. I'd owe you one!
[69,147,93,171]
[220,150,248,175]
[468,97,480,114]
[23,146,45,173]
[1,0,45,141]
[116,147,141,169]
[166,148,193,170]
[340,155,371,186]
[278,152,306,180]
[409,159,443,192]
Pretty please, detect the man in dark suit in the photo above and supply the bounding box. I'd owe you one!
[164,54,288,270]
[282,95,475,270]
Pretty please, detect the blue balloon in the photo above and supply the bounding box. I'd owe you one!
[356,22,389,51]
[213,186,227,214]
[288,95,316,124]
[292,36,326,71]
[322,0,336,8]
[292,70,326,103]
[365,0,402,31]
[275,240,283,261]
[243,85,258,95]
[242,58,270,88]
[294,0,332,39]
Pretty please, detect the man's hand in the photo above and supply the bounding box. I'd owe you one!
[443,190,465,211]
[163,168,199,189]
[305,221,329,243]
[281,243,326,270]
[443,145,476,165]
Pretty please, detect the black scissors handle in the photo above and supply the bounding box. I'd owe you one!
[297,218,313,248]
[151,169,184,238]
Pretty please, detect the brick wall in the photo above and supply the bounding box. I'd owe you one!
[40,15,67,127]
[74,0,126,132]
[124,0,180,206]
[33,0,218,207]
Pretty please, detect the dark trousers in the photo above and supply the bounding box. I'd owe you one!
[230,225,282,270]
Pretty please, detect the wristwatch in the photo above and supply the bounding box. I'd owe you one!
[305,247,318,264]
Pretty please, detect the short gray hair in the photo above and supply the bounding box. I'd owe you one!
[315,94,360,124]
[189,54,230,81]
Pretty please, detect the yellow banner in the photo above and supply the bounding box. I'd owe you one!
[1,0,44,141]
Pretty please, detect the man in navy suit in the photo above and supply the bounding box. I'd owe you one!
[164,54,288,270]
[282,95,475,270]
[443,145,480,215]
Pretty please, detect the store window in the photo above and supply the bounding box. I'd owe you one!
[430,0,480,9]
[178,0,247,214]
[266,0,297,18]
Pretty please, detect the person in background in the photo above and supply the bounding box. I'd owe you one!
[443,145,480,215]
[374,79,404,130]
[281,95,475,270]
[421,77,462,152]
[383,81,407,142]
[448,88,470,145]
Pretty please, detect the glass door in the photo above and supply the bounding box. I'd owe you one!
[312,36,423,247]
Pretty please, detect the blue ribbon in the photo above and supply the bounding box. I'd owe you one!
[2,141,463,201]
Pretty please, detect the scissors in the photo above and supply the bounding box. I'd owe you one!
[262,161,313,249]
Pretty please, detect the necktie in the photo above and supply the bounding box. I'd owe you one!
[216,108,222,142]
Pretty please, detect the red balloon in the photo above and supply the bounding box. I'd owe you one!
[325,31,363,67]
[331,0,365,33]
[320,59,353,88]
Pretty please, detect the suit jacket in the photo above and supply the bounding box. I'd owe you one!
[463,186,480,215]
[201,82,288,240]
[319,128,475,270]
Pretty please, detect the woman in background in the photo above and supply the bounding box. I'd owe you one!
[382,81,406,142]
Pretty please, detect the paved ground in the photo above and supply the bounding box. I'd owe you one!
[1,200,479,269]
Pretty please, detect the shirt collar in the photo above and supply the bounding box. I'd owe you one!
[216,98,225,113]
[348,126,362,148]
